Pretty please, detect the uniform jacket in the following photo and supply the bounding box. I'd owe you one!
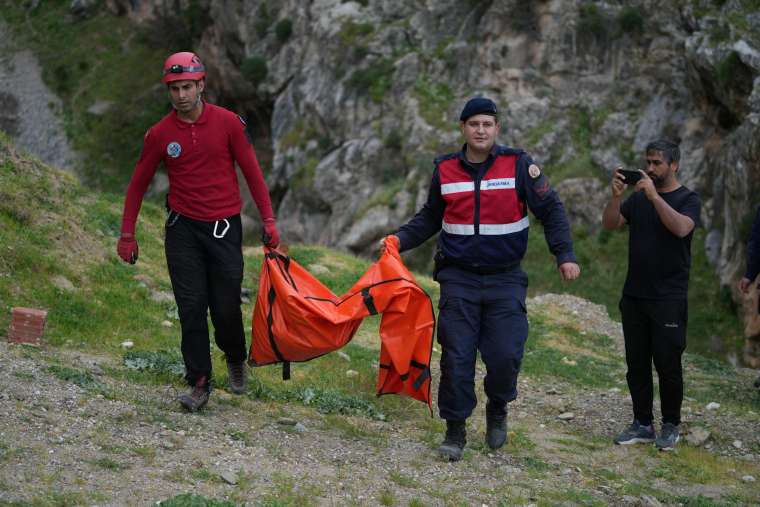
[396,144,576,271]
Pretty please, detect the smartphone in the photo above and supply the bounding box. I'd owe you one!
[618,169,643,185]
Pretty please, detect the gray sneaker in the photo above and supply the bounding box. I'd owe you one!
[655,423,680,451]
[613,420,656,445]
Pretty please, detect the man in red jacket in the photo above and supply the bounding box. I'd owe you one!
[117,52,280,411]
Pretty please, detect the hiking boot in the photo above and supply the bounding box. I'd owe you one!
[438,420,466,462]
[178,377,210,412]
[613,420,655,445]
[226,358,248,395]
[655,423,680,451]
[754,374,760,389]
[485,402,508,450]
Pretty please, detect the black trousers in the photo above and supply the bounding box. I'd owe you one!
[620,296,687,426]
[436,266,529,422]
[165,213,246,386]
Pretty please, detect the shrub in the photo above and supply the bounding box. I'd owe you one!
[716,51,743,91]
[338,20,374,44]
[577,4,608,45]
[275,19,293,43]
[618,6,644,34]
[254,4,272,38]
[347,58,394,102]
[241,56,268,85]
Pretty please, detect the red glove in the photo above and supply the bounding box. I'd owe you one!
[117,233,139,264]
[262,218,280,248]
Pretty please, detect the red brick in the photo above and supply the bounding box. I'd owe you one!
[12,307,48,319]
[7,307,47,346]
[11,321,45,331]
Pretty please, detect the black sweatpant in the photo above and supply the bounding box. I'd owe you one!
[165,213,246,386]
[620,296,687,426]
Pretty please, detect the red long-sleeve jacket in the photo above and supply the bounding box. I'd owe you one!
[120,102,274,235]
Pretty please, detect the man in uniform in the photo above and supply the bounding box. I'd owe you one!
[602,139,701,450]
[117,52,280,411]
[386,97,580,461]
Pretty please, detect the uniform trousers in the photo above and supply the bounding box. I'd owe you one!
[436,266,529,422]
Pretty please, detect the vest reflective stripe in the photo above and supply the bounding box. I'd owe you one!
[441,182,475,195]
[479,216,529,235]
[441,178,516,195]
[480,178,515,190]
[442,222,475,235]
[443,216,529,236]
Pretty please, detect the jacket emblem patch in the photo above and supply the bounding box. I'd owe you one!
[167,142,182,158]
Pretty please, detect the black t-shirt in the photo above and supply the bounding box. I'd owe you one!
[620,186,701,300]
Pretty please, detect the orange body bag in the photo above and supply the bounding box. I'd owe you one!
[249,236,434,408]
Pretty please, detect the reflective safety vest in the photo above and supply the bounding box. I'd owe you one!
[249,236,434,409]
[439,154,528,237]
[433,149,532,270]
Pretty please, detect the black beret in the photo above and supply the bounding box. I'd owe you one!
[459,97,498,121]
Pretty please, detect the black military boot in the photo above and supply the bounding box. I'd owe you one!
[485,401,508,450]
[178,376,210,412]
[226,358,248,395]
[438,420,467,461]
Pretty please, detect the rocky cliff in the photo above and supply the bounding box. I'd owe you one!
[116,0,759,268]
[6,0,760,362]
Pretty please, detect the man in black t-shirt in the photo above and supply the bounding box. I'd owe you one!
[602,139,701,451]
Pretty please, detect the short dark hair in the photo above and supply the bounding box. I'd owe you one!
[645,139,680,164]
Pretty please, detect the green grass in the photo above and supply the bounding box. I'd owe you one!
[0,2,171,191]
[413,78,455,130]
[347,58,395,102]
[87,457,126,471]
[157,494,234,507]
[47,365,99,389]
[259,472,322,506]
[523,314,623,388]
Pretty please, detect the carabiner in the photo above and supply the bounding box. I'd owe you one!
[213,219,230,238]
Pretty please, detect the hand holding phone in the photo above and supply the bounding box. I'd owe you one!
[618,169,643,185]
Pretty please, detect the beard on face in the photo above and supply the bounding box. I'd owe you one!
[648,172,664,187]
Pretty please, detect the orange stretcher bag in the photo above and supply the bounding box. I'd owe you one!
[248,236,434,408]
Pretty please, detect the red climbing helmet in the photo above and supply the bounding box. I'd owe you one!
[162,52,206,84]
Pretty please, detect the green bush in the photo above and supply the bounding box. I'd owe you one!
[577,4,608,44]
[338,20,374,44]
[254,4,272,38]
[413,78,454,130]
[716,51,743,91]
[617,6,644,34]
[347,58,394,102]
[241,56,268,85]
[275,19,293,43]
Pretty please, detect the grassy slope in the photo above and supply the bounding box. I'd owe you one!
[0,1,170,191]
[1,134,759,506]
